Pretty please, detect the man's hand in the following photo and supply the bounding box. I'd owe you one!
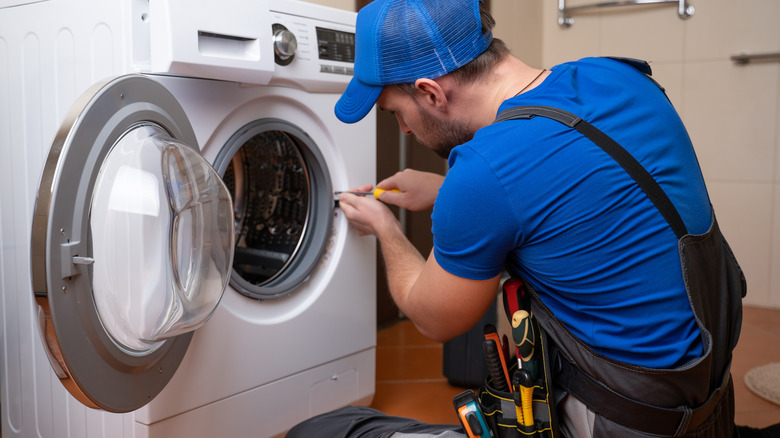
[338,184,401,237]
[375,169,444,211]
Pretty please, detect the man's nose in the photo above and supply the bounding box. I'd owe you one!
[396,115,412,135]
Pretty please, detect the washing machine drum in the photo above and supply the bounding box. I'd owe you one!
[216,119,333,300]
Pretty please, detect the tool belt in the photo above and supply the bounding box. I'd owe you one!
[471,266,740,438]
[473,277,560,438]
[477,356,557,438]
[453,276,559,438]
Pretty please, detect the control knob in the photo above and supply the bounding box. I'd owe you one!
[273,24,297,66]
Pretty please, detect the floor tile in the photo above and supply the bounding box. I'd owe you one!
[377,320,440,347]
[370,381,465,426]
[376,345,446,382]
[733,306,780,427]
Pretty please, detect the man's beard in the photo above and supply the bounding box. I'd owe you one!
[415,105,474,159]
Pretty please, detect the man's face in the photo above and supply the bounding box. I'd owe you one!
[377,87,474,159]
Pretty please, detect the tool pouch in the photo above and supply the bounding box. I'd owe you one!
[474,278,559,438]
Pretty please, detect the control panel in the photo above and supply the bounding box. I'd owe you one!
[269,7,356,92]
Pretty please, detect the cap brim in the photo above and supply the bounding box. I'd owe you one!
[335,76,383,124]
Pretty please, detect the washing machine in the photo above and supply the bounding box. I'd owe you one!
[0,0,376,437]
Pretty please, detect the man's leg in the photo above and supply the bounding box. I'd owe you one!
[286,406,466,438]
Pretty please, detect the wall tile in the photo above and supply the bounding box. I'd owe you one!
[304,0,354,11]
[771,75,780,308]
[775,69,780,201]
[648,62,686,114]
[542,0,601,67]
[495,0,544,68]
[771,184,780,308]
[708,181,773,306]
[682,60,779,183]
[685,0,780,61]
[493,1,520,51]
[542,0,780,309]
[599,4,686,63]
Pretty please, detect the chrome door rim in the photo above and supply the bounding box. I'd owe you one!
[30,74,201,412]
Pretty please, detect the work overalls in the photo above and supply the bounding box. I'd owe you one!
[496,91,746,437]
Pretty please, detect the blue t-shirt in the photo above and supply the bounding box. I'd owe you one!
[432,57,710,369]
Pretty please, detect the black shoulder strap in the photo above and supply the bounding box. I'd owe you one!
[493,106,688,239]
[603,57,670,100]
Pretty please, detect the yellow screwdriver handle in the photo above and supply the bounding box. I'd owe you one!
[521,384,534,427]
[372,188,400,199]
[516,369,535,427]
[515,403,524,426]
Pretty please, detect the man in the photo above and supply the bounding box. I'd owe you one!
[289,0,762,436]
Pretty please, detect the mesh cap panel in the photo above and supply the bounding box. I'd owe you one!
[378,0,487,83]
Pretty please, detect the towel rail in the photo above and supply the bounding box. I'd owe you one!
[731,52,780,65]
[558,0,694,28]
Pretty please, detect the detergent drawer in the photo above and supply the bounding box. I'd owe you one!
[149,0,275,84]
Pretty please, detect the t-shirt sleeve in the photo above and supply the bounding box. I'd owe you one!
[432,149,520,280]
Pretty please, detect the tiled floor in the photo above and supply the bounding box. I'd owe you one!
[370,305,780,429]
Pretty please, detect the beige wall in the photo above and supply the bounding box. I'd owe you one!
[493,1,544,68]
[304,0,355,11]
[533,0,780,309]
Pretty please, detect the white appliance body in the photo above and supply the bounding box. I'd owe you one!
[0,1,376,437]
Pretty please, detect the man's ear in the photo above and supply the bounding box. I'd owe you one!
[414,78,448,111]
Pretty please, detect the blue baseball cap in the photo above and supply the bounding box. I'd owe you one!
[335,0,492,124]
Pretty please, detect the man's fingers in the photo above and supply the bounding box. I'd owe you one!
[377,189,402,204]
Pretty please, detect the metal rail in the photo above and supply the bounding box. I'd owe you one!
[731,52,780,65]
[558,0,694,28]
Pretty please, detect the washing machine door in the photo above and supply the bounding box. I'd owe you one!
[30,75,235,412]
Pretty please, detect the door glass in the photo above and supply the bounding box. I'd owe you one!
[90,123,234,353]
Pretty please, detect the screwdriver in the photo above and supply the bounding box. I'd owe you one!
[483,324,512,392]
[334,188,400,199]
[514,369,535,427]
[483,338,509,392]
[511,310,539,381]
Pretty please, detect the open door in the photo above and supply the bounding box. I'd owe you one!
[30,75,234,412]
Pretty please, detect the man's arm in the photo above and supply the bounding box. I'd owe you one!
[406,250,501,341]
[339,192,500,342]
